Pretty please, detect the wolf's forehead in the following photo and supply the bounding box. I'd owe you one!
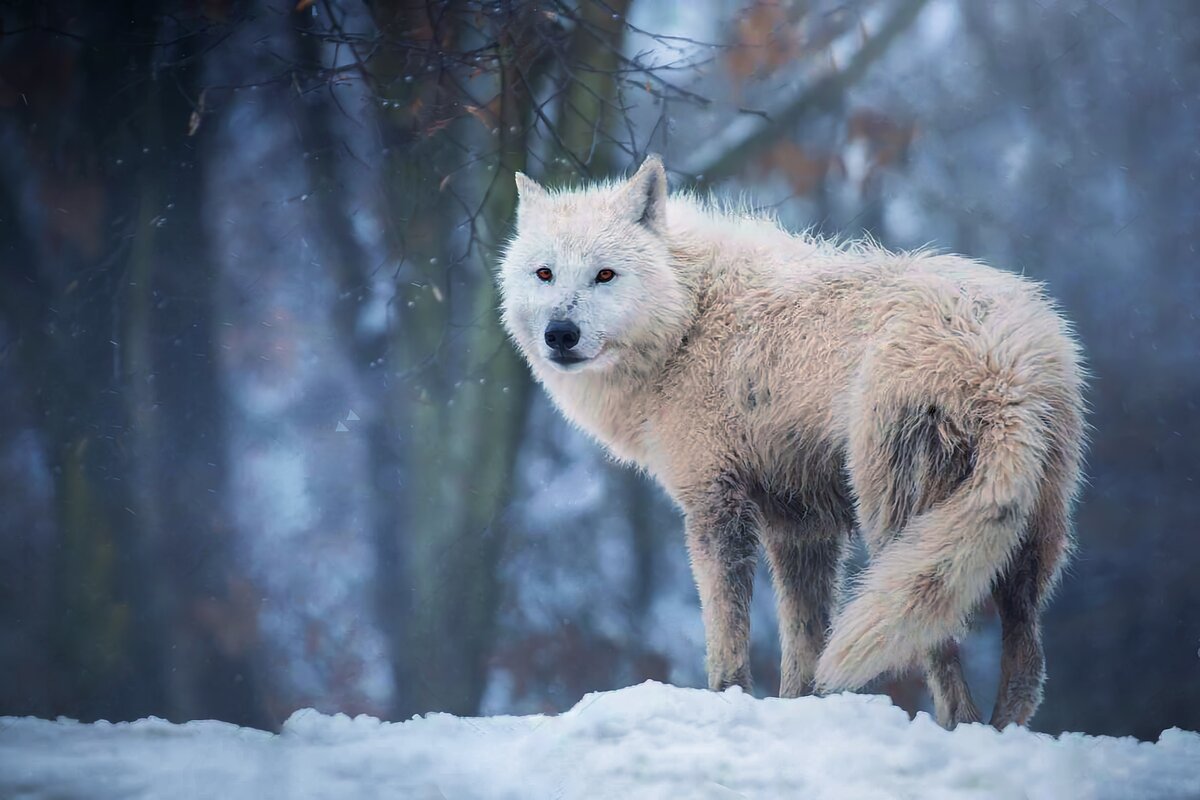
[551,231,604,259]
[522,224,613,265]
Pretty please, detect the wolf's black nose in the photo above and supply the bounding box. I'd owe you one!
[544,319,581,351]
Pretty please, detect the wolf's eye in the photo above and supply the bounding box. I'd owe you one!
[535,267,553,282]
[595,268,616,284]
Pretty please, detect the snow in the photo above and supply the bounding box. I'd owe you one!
[2,683,1198,800]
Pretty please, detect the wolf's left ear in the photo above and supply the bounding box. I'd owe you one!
[620,154,668,231]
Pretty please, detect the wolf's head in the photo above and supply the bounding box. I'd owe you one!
[500,155,689,377]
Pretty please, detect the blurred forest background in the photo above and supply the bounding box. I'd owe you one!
[0,0,1196,741]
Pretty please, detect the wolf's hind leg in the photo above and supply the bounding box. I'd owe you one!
[990,567,1044,728]
[685,480,761,691]
[926,639,981,727]
[990,473,1072,728]
[763,521,846,698]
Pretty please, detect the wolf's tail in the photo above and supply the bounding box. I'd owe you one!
[815,402,1049,692]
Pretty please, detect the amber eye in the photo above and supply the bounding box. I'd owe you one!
[535,267,553,282]
[595,268,616,284]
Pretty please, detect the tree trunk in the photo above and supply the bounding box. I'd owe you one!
[142,30,268,728]
[554,0,635,179]
[0,1,265,726]
[1,3,167,721]
[355,0,544,717]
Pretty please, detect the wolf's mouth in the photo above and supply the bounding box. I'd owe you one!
[548,353,590,368]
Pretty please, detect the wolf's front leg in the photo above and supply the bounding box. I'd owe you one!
[685,491,760,691]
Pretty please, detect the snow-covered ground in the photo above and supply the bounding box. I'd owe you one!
[2,682,1197,800]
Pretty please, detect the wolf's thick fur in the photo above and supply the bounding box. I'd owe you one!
[500,156,1086,728]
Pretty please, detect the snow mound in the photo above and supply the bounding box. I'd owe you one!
[2,682,1198,799]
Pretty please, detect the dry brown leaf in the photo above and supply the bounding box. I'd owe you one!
[462,97,503,132]
[423,116,454,137]
[845,108,918,190]
[724,1,803,84]
[463,104,495,129]
[761,140,831,196]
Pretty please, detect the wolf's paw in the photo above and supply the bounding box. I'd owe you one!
[708,664,752,693]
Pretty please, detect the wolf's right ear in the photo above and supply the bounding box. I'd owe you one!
[514,172,548,225]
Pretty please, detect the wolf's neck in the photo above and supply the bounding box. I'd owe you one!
[663,195,799,271]
[537,360,661,466]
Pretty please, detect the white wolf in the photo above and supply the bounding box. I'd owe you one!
[499,155,1086,728]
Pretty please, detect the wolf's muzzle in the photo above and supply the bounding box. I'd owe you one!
[544,319,581,353]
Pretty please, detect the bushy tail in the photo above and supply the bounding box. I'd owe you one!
[815,406,1048,691]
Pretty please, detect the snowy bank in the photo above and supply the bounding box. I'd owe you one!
[2,682,1197,800]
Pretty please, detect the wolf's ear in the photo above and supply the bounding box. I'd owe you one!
[620,154,668,231]
[515,172,547,203]
[514,172,548,225]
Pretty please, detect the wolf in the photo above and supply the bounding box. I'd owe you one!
[499,154,1086,728]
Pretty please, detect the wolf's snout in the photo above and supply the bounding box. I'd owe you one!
[544,319,581,352]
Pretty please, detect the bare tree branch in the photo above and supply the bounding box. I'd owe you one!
[679,0,930,186]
